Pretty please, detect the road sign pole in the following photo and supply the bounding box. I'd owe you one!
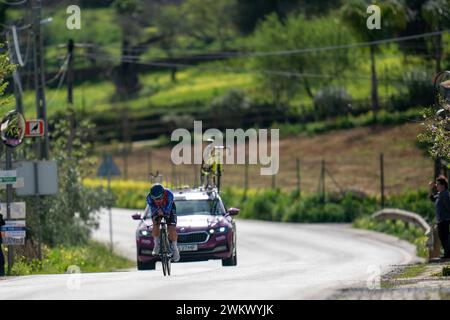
[34,161,43,262]
[5,147,13,274]
[96,154,120,253]
[108,173,113,253]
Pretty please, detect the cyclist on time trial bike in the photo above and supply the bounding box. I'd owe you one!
[144,183,180,262]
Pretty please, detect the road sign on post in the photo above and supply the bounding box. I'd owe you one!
[25,119,45,137]
[0,220,26,246]
[15,161,58,196]
[97,154,120,253]
[0,202,26,219]
[0,177,24,189]
[0,170,16,184]
[97,154,121,177]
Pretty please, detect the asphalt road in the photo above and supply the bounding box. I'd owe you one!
[0,208,420,300]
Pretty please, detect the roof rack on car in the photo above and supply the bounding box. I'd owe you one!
[205,186,219,199]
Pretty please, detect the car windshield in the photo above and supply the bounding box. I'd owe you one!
[175,199,225,216]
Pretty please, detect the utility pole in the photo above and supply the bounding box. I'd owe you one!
[66,39,76,157]
[122,108,130,180]
[32,0,49,266]
[67,39,74,105]
[5,146,13,274]
[32,0,49,160]
[296,158,301,199]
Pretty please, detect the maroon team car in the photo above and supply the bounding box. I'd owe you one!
[132,188,239,270]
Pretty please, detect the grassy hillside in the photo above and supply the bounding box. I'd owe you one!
[18,51,426,120]
[6,5,444,136]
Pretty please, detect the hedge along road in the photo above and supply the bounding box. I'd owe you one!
[0,208,420,300]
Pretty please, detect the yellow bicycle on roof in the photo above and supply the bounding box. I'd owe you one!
[201,141,227,193]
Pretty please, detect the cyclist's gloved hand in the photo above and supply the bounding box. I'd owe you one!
[157,209,164,217]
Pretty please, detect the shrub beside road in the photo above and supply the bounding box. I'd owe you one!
[9,241,134,276]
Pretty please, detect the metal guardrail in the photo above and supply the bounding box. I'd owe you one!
[371,208,440,260]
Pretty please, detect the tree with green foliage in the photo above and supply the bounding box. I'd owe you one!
[418,73,450,163]
[112,0,166,97]
[249,13,355,119]
[21,110,112,246]
[0,44,14,110]
[0,3,8,35]
[313,86,352,119]
[210,89,251,128]
[180,0,237,50]
[396,0,449,73]
[157,4,185,82]
[421,0,450,73]
[233,0,341,35]
[233,0,299,35]
[113,0,237,95]
[341,0,407,120]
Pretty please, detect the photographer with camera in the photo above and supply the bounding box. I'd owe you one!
[429,175,450,259]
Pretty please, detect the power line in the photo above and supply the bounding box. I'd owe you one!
[69,43,444,60]
[0,0,27,5]
[80,43,446,64]
[5,32,24,99]
[11,25,25,66]
[0,22,32,31]
[73,29,449,61]
[46,60,67,107]
[46,53,69,84]
[203,30,449,58]
[81,52,419,83]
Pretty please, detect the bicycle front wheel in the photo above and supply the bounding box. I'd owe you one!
[162,255,169,276]
[165,254,171,276]
[160,229,171,276]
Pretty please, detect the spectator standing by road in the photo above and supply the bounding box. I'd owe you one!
[429,175,450,259]
[0,212,5,276]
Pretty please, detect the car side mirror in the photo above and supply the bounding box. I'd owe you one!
[227,208,240,216]
[131,213,142,221]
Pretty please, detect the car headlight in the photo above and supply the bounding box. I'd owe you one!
[140,230,150,237]
[209,226,228,234]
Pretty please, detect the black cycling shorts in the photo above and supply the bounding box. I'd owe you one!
[152,214,177,226]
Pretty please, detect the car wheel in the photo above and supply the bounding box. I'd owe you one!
[222,249,237,266]
[222,231,237,267]
[137,259,156,270]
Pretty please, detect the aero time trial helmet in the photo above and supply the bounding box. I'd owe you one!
[150,183,165,200]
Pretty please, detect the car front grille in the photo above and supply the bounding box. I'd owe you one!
[178,232,209,244]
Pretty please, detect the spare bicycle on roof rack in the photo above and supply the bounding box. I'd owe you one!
[200,139,229,193]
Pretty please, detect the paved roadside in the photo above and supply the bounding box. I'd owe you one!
[332,259,450,299]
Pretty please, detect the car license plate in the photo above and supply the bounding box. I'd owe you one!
[178,244,198,252]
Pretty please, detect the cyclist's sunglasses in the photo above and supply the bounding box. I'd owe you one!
[152,195,164,201]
